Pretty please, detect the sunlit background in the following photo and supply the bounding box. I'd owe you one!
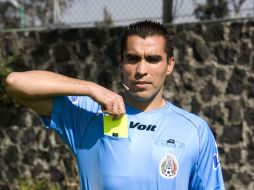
[0,0,253,30]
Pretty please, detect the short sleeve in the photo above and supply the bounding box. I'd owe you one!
[189,122,225,190]
[41,96,100,155]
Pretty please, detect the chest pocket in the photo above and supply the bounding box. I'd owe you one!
[99,135,131,177]
[152,139,185,179]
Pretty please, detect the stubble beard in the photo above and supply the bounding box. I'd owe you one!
[125,86,163,104]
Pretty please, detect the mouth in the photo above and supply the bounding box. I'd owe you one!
[133,81,152,88]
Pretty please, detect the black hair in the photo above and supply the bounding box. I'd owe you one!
[120,20,174,60]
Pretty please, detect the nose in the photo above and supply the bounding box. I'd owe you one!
[136,60,147,76]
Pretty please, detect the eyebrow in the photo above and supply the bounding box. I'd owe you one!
[125,53,140,57]
[125,53,162,59]
[145,55,162,61]
[125,53,141,61]
[125,53,163,63]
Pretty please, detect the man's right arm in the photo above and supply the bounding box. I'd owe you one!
[4,70,125,117]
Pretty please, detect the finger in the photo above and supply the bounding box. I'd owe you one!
[116,96,125,115]
[103,101,117,116]
[112,96,125,117]
[101,94,125,118]
[103,97,114,112]
[101,104,112,116]
[111,103,121,119]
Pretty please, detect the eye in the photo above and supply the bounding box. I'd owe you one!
[125,54,141,63]
[146,56,162,63]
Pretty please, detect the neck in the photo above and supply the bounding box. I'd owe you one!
[124,91,166,112]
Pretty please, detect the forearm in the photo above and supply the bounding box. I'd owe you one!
[4,70,94,101]
[4,70,125,117]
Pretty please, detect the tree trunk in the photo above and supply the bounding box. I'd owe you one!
[163,0,173,23]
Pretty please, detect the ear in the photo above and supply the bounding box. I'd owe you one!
[117,54,123,71]
[166,57,175,75]
[117,55,124,81]
[116,54,122,65]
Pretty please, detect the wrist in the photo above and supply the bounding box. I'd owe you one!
[83,81,96,98]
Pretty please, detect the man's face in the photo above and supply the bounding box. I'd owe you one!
[122,35,174,102]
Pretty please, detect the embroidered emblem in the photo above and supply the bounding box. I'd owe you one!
[159,153,178,179]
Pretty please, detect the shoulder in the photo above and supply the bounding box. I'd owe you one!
[168,102,209,131]
[55,95,100,112]
[168,102,217,152]
[168,102,216,146]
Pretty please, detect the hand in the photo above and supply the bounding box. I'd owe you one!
[89,83,126,118]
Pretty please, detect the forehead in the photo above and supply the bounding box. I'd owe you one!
[125,35,166,54]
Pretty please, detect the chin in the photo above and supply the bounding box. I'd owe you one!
[128,91,155,102]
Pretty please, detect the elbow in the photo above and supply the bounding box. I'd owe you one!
[4,72,20,97]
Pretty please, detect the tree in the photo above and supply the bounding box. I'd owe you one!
[194,0,229,20]
[0,1,20,29]
[0,0,70,29]
[232,0,247,17]
[163,0,173,23]
[95,7,114,27]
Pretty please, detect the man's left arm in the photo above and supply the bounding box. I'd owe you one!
[189,123,225,190]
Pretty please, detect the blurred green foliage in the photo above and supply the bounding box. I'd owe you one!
[194,0,228,20]
[17,178,59,190]
[0,53,22,104]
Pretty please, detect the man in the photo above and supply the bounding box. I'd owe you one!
[4,20,224,189]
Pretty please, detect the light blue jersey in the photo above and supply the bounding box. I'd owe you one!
[42,96,224,190]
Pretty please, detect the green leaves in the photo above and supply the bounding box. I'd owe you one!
[17,177,59,190]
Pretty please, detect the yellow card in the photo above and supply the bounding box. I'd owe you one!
[103,115,128,138]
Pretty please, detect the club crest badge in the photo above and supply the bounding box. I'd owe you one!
[159,153,178,179]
